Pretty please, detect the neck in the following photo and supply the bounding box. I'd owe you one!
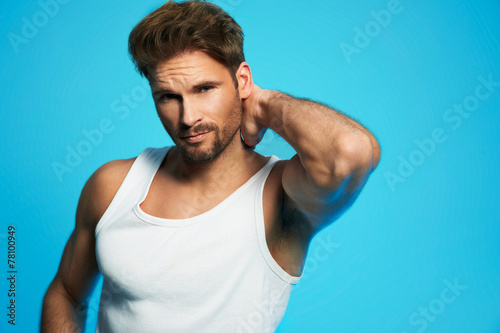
[166,134,264,185]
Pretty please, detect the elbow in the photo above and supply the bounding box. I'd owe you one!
[338,132,373,175]
[369,134,381,170]
[341,131,379,173]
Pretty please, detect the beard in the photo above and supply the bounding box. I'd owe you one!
[172,96,243,164]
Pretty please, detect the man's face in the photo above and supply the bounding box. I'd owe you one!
[150,51,242,163]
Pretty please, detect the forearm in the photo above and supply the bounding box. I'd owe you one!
[257,91,378,185]
[41,286,86,333]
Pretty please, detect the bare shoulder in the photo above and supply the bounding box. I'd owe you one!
[263,159,302,234]
[76,157,137,230]
[262,159,285,242]
[264,159,312,234]
[265,159,287,194]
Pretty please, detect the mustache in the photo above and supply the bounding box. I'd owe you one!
[176,123,218,138]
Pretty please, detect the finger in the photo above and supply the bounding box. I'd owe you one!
[241,125,267,147]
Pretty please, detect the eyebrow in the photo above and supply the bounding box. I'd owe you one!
[192,80,223,91]
[152,87,174,98]
[152,80,223,98]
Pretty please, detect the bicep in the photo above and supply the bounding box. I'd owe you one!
[49,166,108,305]
[282,154,369,231]
[51,227,99,305]
[47,157,135,304]
[50,189,101,306]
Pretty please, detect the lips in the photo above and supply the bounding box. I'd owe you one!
[181,131,210,144]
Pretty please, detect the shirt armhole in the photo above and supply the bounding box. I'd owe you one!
[254,157,302,285]
[94,147,154,236]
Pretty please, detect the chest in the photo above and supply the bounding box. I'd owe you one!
[140,170,258,220]
[97,199,261,301]
[135,162,309,278]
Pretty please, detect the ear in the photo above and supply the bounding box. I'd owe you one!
[235,62,253,99]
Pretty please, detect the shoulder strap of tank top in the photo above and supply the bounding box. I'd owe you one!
[259,155,281,181]
[241,155,281,197]
[95,146,171,235]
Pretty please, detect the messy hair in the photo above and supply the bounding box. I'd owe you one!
[128,0,245,82]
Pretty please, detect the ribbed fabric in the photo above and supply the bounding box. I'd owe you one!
[95,146,301,333]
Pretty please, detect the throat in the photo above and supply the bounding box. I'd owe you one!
[172,136,257,183]
[141,147,269,220]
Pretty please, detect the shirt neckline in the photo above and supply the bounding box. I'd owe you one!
[133,148,278,227]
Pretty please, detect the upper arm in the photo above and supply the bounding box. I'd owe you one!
[282,133,375,233]
[47,158,136,305]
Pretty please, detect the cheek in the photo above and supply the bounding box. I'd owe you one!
[156,105,178,129]
[201,94,223,116]
[205,89,240,119]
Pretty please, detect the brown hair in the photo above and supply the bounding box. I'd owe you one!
[128,0,245,82]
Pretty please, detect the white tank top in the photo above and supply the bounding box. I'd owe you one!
[95,146,301,333]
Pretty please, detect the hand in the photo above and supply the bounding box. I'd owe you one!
[241,84,269,147]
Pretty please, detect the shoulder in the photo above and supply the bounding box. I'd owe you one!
[262,158,287,229]
[265,158,286,190]
[76,156,137,230]
[265,157,315,238]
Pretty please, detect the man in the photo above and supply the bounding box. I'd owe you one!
[41,1,380,332]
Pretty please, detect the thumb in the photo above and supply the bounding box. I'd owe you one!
[241,120,267,147]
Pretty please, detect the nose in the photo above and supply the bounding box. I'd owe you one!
[180,97,203,127]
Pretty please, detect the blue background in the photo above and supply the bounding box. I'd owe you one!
[1,0,499,332]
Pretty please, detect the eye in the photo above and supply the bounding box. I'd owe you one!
[199,85,214,93]
[159,93,179,102]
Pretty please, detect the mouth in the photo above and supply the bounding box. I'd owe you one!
[180,131,210,144]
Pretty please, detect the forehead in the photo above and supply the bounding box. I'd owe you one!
[150,51,232,87]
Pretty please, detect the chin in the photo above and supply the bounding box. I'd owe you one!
[181,151,220,164]
[173,122,240,163]
[177,143,223,164]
